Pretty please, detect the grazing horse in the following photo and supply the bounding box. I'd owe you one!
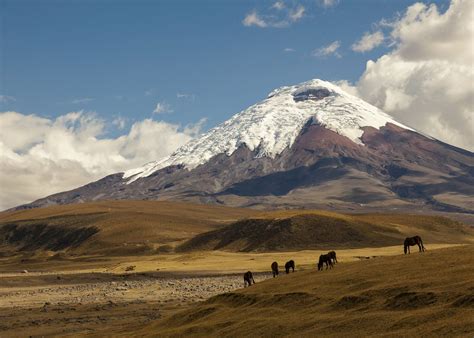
[271,261,279,278]
[328,251,337,264]
[243,271,255,287]
[285,260,295,274]
[404,236,425,254]
[317,254,333,271]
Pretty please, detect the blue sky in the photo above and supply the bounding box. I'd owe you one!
[1,0,449,135]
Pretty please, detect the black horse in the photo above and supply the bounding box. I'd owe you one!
[285,260,295,274]
[271,261,279,277]
[317,254,333,271]
[328,251,337,264]
[404,236,425,254]
[243,271,255,287]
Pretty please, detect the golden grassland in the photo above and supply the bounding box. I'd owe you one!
[1,245,471,337]
[1,201,472,258]
[142,245,474,337]
[0,200,260,255]
[0,243,461,275]
[1,201,473,337]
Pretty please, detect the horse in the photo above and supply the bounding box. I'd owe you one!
[404,236,425,254]
[271,261,279,278]
[243,271,255,287]
[328,251,337,264]
[317,254,333,271]
[285,260,295,274]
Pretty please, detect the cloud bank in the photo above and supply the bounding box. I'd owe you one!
[0,111,204,210]
[349,0,474,151]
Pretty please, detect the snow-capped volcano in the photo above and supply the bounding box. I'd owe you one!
[124,79,412,182]
[17,79,474,213]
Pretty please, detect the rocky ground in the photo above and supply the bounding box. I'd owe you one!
[0,271,272,336]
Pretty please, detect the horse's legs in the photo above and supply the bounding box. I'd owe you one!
[417,242,422,252]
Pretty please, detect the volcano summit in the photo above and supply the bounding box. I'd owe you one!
[19,79,474,212]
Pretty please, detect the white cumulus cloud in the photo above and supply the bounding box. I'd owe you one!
[347,0,474,151]
[0,111,204,210]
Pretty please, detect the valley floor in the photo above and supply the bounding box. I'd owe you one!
[0,244,470,336]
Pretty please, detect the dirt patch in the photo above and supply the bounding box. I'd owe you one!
[259,292,320,307]
[385,292,438,310]
[172,306,218,324]
[452,294,474,308]
[207,292,259,307]
[334,295,372,309]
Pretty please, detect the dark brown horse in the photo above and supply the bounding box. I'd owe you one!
[285,260,295,274]
[404,236,425,254]
[271,261,279,277]
[243,271,255,287]
[317,254,333,271]
[328,251,337,264]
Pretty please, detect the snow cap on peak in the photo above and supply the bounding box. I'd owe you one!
[124,79,412,182]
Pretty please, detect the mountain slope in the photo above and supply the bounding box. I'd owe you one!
[124,80,411,182]
[16,79,474,212]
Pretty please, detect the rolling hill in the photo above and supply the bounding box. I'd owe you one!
[0,200,259,256]
[1,201,472,257]
[178,211,474,252]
